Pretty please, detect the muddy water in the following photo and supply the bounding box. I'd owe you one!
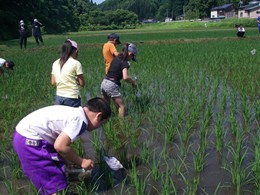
[0,80,259,194]
[117,80,258,195]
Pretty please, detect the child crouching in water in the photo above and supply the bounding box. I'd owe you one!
[13,97,111,195]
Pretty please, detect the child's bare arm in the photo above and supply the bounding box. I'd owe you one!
[51,74,56,86]
[54,132,94,169]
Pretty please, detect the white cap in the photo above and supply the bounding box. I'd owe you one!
[20,20,24,23]
[34,18,38,22]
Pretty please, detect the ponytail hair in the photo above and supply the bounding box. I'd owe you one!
[59,39,78,69]
[118,43,130,61]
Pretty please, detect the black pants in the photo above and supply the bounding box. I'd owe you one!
[237,32,245,37]
[34,35,44,45]
[20,36,27,48]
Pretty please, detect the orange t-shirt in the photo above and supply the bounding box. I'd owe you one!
[102,42,117,74]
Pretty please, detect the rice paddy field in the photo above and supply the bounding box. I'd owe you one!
[0,25,260,194]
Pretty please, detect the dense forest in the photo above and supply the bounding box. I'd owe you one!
[0,0,250,40]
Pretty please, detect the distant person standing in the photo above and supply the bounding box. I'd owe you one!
[18,20,28,49]
[32,18,44,46]
[257,16,260,33]
[102,33,121,74]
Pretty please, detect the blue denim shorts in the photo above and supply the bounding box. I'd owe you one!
[55,95,81,107]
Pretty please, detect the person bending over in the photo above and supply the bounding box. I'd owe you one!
[0,58,15,75]
[13,97,111,195]
[101,43,138,118]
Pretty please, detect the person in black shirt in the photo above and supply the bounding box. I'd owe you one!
[101,43,138,118]
[18,20,28,49]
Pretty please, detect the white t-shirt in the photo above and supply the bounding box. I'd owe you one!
[0,58,6,67]
[16,105,88,144]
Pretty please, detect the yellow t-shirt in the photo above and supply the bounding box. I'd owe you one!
[102,41,117,74]
[51,57,83,99]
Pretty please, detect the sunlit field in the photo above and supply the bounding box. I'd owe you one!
[0,24,259,194]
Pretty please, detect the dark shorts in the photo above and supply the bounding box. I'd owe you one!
[55,95,81,107]
[13,131,67,195]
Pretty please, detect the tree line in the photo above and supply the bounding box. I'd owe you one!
[100,0,250,20]
[0,0,250,40]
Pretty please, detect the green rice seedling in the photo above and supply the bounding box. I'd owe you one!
[224,128,250,195]
[129,160,148,195]
[140,141,151,164]
[230,112,238,137]
[201,104,213,132]
[220,82,228,113]
[3,176,15,195]
[192,146,207,173]
[214,116,224,153]
[180,171,200,195]
[227,147,249,195]
[199,126,208,153]
[103,119,123,150]
[129,160,139,187]
[160,163,176,195]
[117,176,130,195]
[91,129,105,157]
[161,112,178,143]
[241,92,251,133]
[214,182,223,195]
[133,175,149,195]
[252,130,260,192]
[1,150,23,179]
[201,182,223,195]
[161,133,170,161]
[211,78,220,105]
[176,123,192,155]
[150,150,161,181]
[72,139,85,158]
[69,180,91,195]
[172,154,189,177]
[120,117,142,149]
[177,123,190,147]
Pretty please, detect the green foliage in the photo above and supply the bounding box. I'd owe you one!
[78,9,138,31]
[1,0,258,41]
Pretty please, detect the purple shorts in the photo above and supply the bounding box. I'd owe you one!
[13,130,67,195]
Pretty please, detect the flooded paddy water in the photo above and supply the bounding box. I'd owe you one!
[0,70,259,194]
[0,30,260,194]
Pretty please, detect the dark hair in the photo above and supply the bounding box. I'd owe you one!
[118,43,130,61]
[6,60,15,70]
[86,97,111,121]
[59,40,77,69]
